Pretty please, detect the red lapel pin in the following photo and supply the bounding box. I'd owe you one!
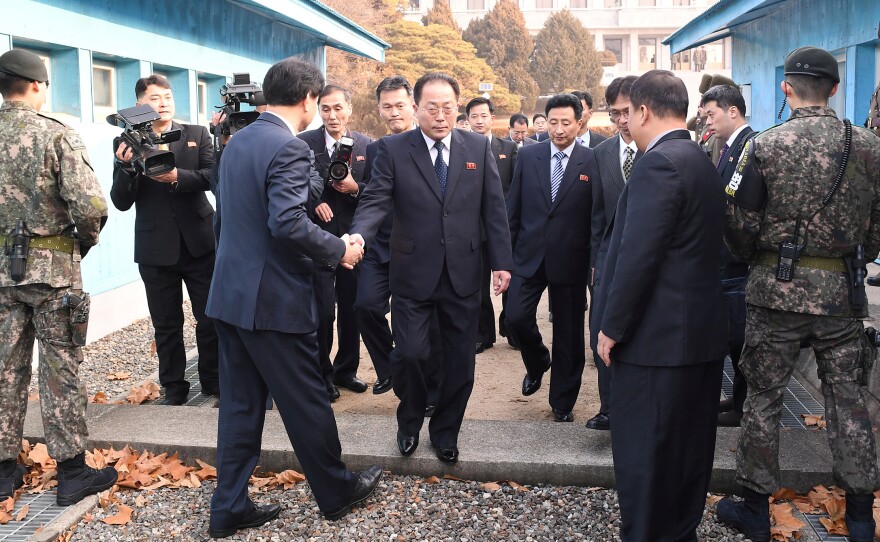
[466,162,477,170]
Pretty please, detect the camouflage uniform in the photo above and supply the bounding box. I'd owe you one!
[725,105,880,495]
[0,100,108,463]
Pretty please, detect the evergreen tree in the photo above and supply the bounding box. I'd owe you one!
[462,0,538,111]
[531,10,603,100]
[422,0,460,32]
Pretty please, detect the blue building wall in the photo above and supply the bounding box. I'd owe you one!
[0,0,339,295]
[731,0,880,131]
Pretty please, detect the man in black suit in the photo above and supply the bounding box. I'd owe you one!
[297,85,372,399]
[206,58,380,538]
[572,91,608,148]
[587,75,638,431]
[466,97,517,354]
[354,75,443,408]
[111,74,218,405]
[701,84,755,428]
[507,94,598,423]
[506,113,537,148]
[530,113,549,141]
[350,73,513,463]
[595,70,727,541]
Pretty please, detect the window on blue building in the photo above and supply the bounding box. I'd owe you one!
[93,61,116,123]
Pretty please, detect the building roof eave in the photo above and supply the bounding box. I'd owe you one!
[662,0,788,54]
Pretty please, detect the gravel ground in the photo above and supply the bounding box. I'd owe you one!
[67,476,749,541]
[28,301,197,399]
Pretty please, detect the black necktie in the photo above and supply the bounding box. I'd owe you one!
[434,141,447,198]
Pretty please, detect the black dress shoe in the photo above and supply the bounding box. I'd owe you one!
[157,396,186,406]
[522,362,550,396]
[334,376,368,393]
[397,432,418,456]
[719,398,734,412]
[553,409,573,422]
[867,273,880,287]
[434,446,459,464]
[373,377,393,395]
[717,410,743,427]
[209,503,282,538]
[475,342,494,354]
[327,383,340,402]
[324,465,383,521]
[585,412,610,430]
[424,404,436,417]
[201,386,220,397]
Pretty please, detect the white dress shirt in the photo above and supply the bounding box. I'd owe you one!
[423,130,452,165]
[550,140,576,175]
[619,135,638,180]
[264,110,297,135]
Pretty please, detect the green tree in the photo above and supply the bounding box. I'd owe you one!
[384,20,518,113]
[531,10,603,100]
[462,0,538,111]
[422,0,460,32]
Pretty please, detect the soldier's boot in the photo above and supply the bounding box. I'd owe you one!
[0,460,26,499]
[56,453,118,506]
[716,488,771,542]
[845,493,877,542]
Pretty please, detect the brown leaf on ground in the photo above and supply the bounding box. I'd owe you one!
[126,381,160,404]
[101,504,133,525]
[193,460,217,480]
[482,482,501,491]
[772,488,797,501]
[134,495,147,507]
[82,512,93,524]
[801,414,827,428]
[443,474,466,482]
[162,454,191,481]
[3,497,13,512]
[275,470,305,489]
[706,495,723,506]
[98,487,118,509]
[28,443,54,469]
[508,481,529,492]
[791,497,815,514]
[770,502,805,541]
[107,372,131,381]
[15,504,29,521]
[424,476,440,484]
[90,391,109,404]
[818,515,849,535]
[823,496,846,521]
[0,509,11,525]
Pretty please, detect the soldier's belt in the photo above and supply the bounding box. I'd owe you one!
[756,251,846,272]
[0,235,75,254]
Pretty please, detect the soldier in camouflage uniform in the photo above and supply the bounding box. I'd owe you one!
[0,49,118,505]
[718,46,880,542]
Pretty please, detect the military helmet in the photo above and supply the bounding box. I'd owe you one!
[783,46,840,84]
[0,49,49,82]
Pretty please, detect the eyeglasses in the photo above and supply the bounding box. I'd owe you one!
[609,109,629,121]
[421,105,456,116]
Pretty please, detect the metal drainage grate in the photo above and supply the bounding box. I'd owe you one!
[0,492,68,541]
[146,357,217,407]
[804,513,850,542]
[722,356,825,429]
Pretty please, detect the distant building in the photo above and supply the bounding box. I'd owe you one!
[1,0,387,341]
[404,0,731,76]
[665,0,879,130]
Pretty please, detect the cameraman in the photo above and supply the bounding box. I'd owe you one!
[298,84,372,399]
[110,74,218,405]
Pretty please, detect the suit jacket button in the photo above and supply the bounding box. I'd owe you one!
[443,212,448,217]
[440,238,445,245]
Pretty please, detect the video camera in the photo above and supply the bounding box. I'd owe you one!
[322,136,354,185]
[216,73,265,138]
[107,104,181,176]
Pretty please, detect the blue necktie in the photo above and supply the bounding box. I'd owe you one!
[434,140,448,198]
[550,151,565,202]
[716,143,730,170]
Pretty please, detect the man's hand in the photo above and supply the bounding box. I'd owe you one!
[314,203,333,223]
[332,172,359,195]
[348,233,366,249]
[493,270,511,295]
[115,141,133,163]
[591,267,595,287]
[597,331,617,368]
[149,168,179,184]
[339,233,364,269]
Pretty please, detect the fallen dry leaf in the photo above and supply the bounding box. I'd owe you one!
[772,488,797,501]
[770,502,805,541]
[28,443,54,469]
[126,381,160,404]
[15,504,28,521]
[801,414,827,428]
[193,459,217,480]
[424,476,440,484]
[442,474,466,482]
[508,481,529,492]
[101,504,133,525]
[3,497,13,512]
[706,494,723,506]
[791,497,815,514]
[0,509,11,525]
[107,372,131,381]
[818,515,849,536]
[482,482,502,491]
[90,391,109,404]
[274,469,305,489]
[134,495,147,507]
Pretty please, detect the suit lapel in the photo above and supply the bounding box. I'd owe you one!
[552,145,584,210]
[719,126,755,179]
[444,130,466,203]
[409,129,443,202]
[535,149,551,209]
[603,137,625,193]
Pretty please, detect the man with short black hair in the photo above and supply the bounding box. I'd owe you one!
[506,113,535,147]
[111,73,218,405]
[455,113,471,131]
[467,96,517,353]
[700,83,754,428]
[207,57,381,537]
[595,70,727,540]
[530,113,549,141]
[298,84,372,400]
[572,91,607,148]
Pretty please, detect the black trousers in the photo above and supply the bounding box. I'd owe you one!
[506,263,587,412]
[210,320,355,530]
[138,243,218,400]
[723,276,747,413]
[314,264,360,384]
[391,264,478,448]
[588,282,612,415]
[354,256,443,403]
[611,359,723,542]
[477,243,497,345]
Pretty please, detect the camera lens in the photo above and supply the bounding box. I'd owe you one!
[329,162,349,182]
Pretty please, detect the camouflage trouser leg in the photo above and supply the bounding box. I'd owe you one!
[737,304,879,495]
[0,288,37,462]
[0,285,88,463]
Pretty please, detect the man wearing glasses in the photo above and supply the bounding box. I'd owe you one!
[349,73,512,464]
